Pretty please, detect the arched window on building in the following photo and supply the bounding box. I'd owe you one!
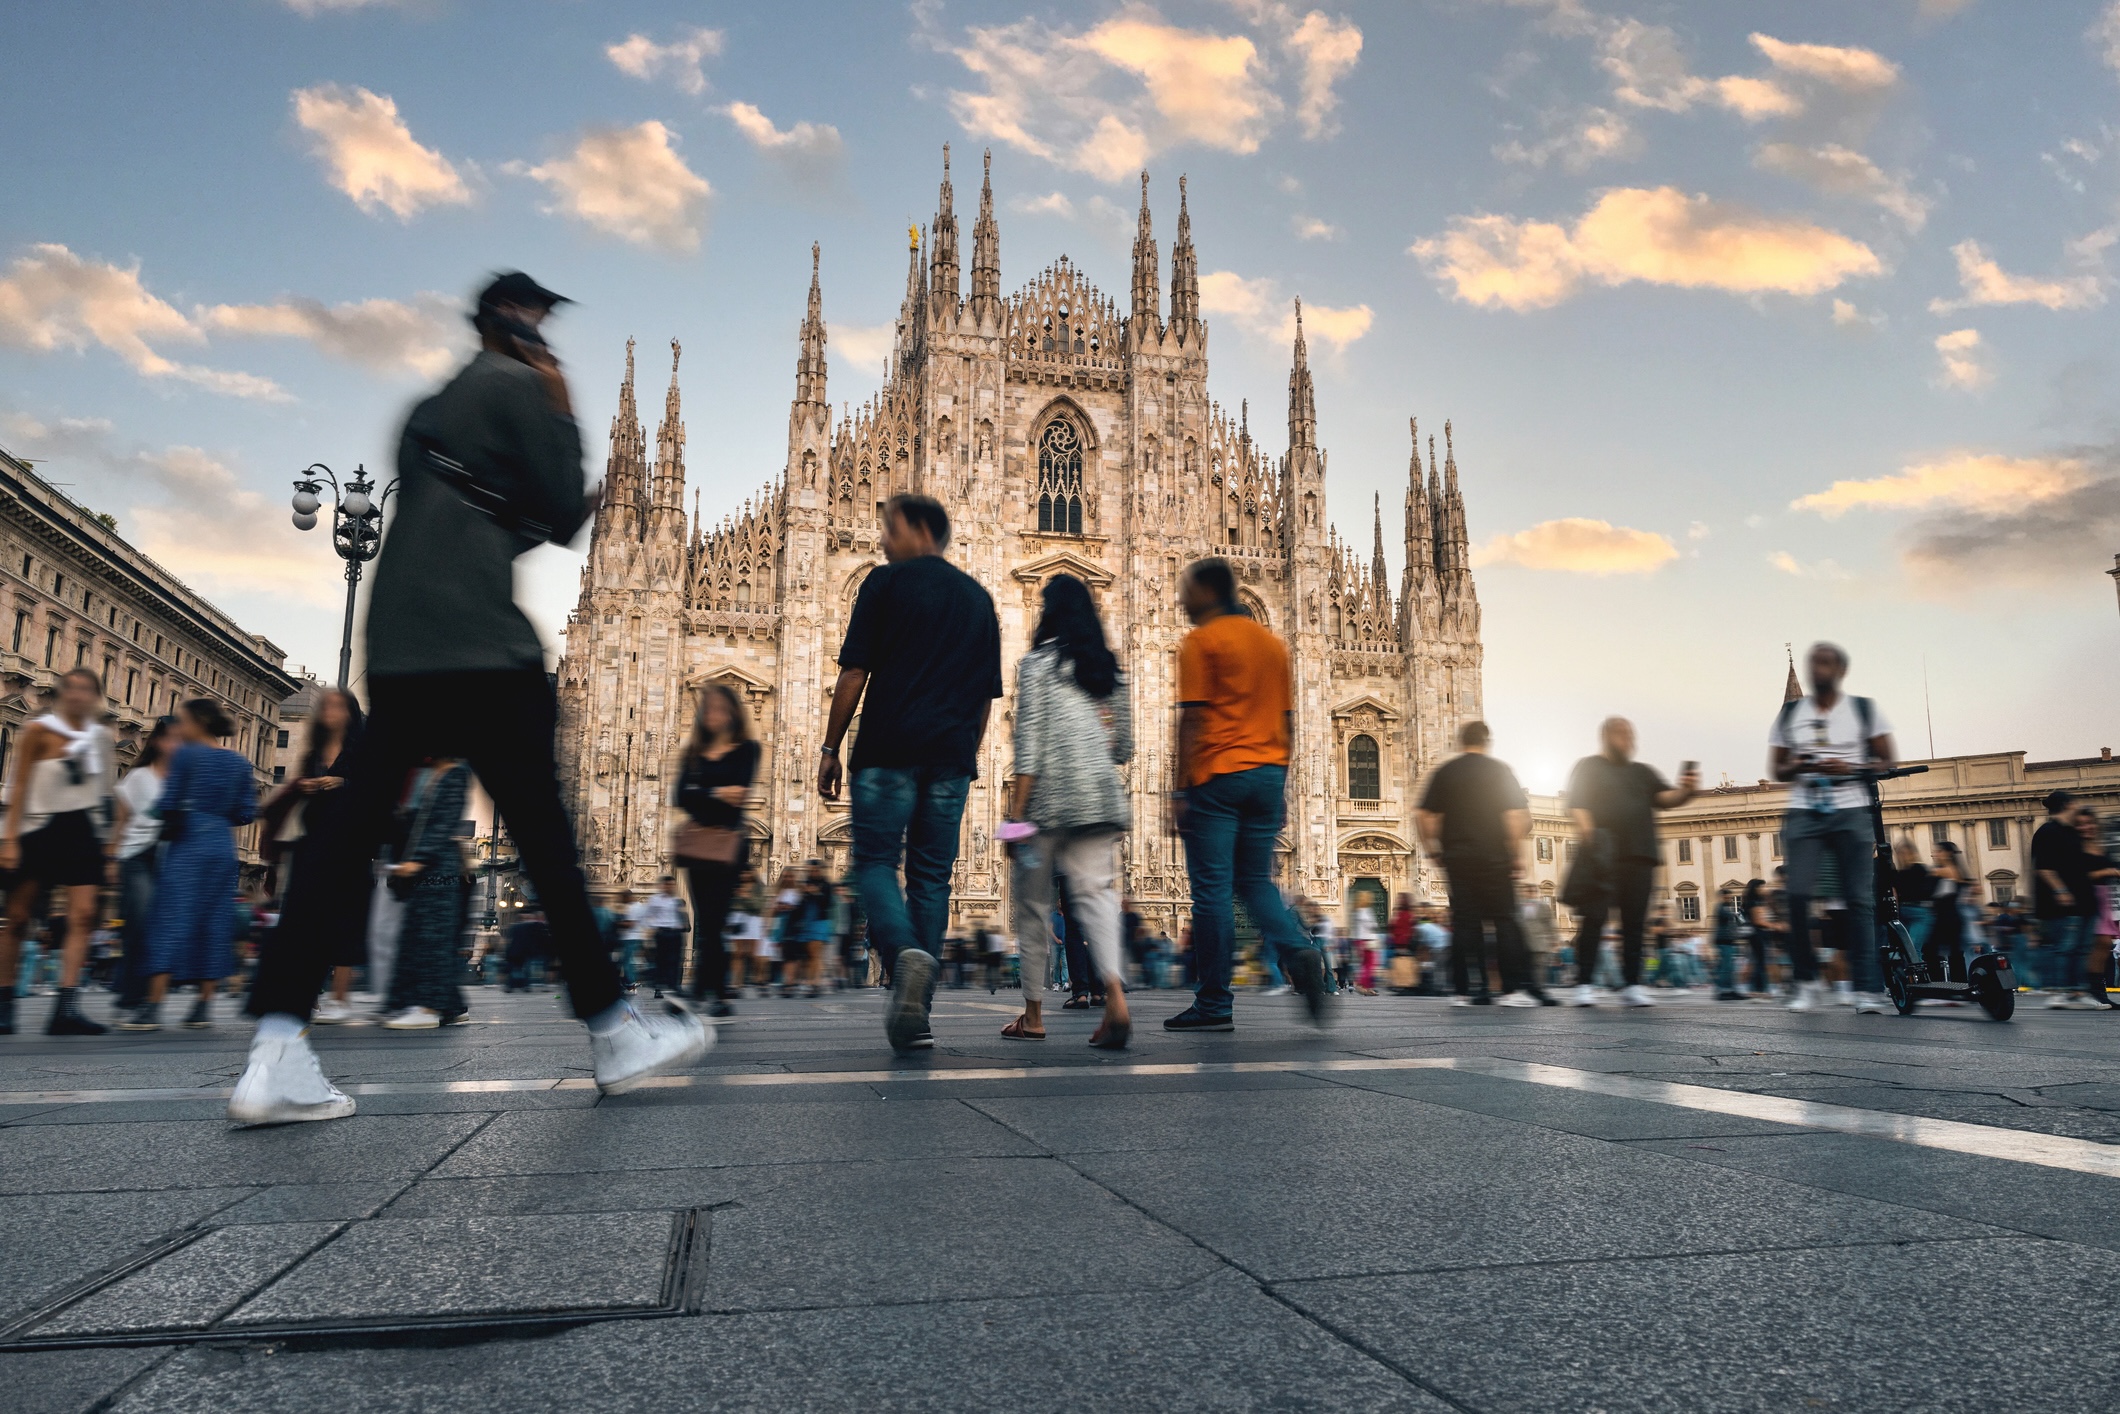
[1986,870,2017,906]
[1035,420,1084,534]
[1347,734,1380,800]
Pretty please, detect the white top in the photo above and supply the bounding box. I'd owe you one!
[641,893,684,930]
[622,900,651,939]
[9,719,114,834]
[1769,693,1894,813]
[114,766,166,860]
[1351,905,1377,942]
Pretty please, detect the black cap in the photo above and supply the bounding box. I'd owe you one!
[474,270,570,312]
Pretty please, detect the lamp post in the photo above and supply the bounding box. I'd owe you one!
[291,464,398,690]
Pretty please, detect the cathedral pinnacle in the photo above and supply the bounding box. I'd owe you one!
[1371,491,1389,603]
[1169,173,1199,339]
[930,144,960,314]
[1130,169,1161,343]
[651,337,685,514]
[794,242,827,411]
[969,148,1001,320]
[1287,297,1316,450]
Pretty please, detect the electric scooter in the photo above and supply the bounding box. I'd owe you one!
[1864,765,2016,1020]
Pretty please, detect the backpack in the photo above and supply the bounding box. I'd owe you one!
[1775,695,1874,754]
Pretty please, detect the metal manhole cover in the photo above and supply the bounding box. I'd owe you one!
[0,1209,706,1351]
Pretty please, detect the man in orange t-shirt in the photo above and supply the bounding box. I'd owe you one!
[1166,558,1329,1031]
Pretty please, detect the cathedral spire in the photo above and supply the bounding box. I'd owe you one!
[1129,169,1161,344]
[1427,434,1445,575]
[894,223,927,378]
[652,337,685,514]
[1168,173,1199,341]
[1404,417,1433,574]
[930,144,959,318]
[1287,297,1316,450]
[603,336,648,540]
[969,148,1001,322]
[794,242,827,412]
[1443,419,1468,574]
[1783,644,1803,704]
[1371,492,1389,606]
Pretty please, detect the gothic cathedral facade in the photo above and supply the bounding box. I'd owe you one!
[555,150,1485,932]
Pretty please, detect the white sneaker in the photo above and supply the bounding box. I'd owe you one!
[1833,983,1854,1007]
[2045,992,2072,1010]
[1786,981,1823,1013]
[591,1002,712,1094]
[1854,992,1892,1015]
[886,949,936,1053]
[1262,985,1291,997]
[382,1006,440,1030]
[1569,984,1599,1008]
[228,1031,356,1126]
[2067,994,2107,1011]
[1496,990,1541,1009]
[1448,995,1474,1008]
[1618,984,1654,1008]
[312,998,352,1024]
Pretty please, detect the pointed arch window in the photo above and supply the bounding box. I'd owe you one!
[1347,734,1380,800]
[1036,419,1084,534]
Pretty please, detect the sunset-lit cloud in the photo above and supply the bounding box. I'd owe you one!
[722,102,845,186]
[1494,107,1639,170]
[1792,452,2090,518]
[1767,550,1851,580]
[520,122,712,253]
[1932,328,1991,390]
[1292,215,1342,241]
[1411,186,1881,311]
[1755,143,1931,230]
[1473,518,1679,574]
[0,244,284,399]
[605,26,724,96]
[291,84,471,221]
[1198,270,1371,352]
[198,293,462,379]
[1749,34,1900,92]
[1928,238,2108,312]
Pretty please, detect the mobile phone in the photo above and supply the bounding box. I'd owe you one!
[1679,759,1698,777]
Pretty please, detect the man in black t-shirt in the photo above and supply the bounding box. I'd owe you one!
[817,494,1002,1053]
[1565,717,1698,1008]
[1416,721,1543,1006]
[2030,790,2104,1009]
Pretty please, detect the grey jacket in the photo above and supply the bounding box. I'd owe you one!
[366,352,590,676]
[1013,643,1133,832]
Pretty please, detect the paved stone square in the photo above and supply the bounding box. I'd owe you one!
[5,983,2120,1411]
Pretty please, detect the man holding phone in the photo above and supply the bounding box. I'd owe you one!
[1565,717,1700,1007]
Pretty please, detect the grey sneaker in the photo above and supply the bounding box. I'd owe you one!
[887,950,936,1054]
[1287,948,1332,1027]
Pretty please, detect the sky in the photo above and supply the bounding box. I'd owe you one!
[2,0,2118,792]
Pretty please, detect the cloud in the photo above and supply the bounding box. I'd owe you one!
[0,413,337,604]
[1831,297,1884,328]
[928,5,1359,181]
[1919,0,1977,17]
[1932,328,1990,389]
[1755,142,1931,229]
[2091,2,2120,75]
[1712,76,1802,121]
[605,27,724,95]
[722,102,846,185]
[197,293,461,379]
[520,122,712,253]
[290,84,470,221]
[1292,215,1342,240]
[831,322,896,379]
[281,0,407,13]
[1472,518,1679,574]
[1794,451,2088,519]
[1011,191,1076,217]
[1928,237,2108,313]
[1749,34,1900,91]
[1494,107,1639,170]
[1410,186,1882,311]
[1597,20,1797,120]
[1767,550,1851,580]
[1198,271,1371,352]
[0,244,285,399]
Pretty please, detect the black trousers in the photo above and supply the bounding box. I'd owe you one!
[682,860,740,1001]
[1573,857,1656,988]
[251,669,623,1022]
[1444,855,1532,996]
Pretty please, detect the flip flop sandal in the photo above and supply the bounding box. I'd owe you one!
[1088,1017,1131,1050]
[1001,1017,1046,1040]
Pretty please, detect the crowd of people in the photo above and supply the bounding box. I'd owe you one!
[0,270,2113,1129]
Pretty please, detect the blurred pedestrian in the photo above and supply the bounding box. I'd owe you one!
[817,493,1002,1054]
[381,757,473,1027]
[257,687,371,1027]
[1565,717,1699,1008]
[1923,839,1976,986]
[1416,720,1543,1007]
[642,875,688,999]
[125,698,255,1031]
[1003,572,1135,1047]
[671,682,756,1018]
[110,715,177,1013]
[2071,805,2120,1008]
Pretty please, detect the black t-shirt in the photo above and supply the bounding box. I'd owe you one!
[1418,752,1528,863]
[1894,863,1934,905]
[1566,755,1670,862]
[2031,818,2088,920]
[838,555,1002,775]
[674,739,760,830]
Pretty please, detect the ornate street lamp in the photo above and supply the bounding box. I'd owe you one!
[291,463,398,689]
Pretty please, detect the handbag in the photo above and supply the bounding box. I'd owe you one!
[386,767,447,900]
[674,821,742,865]
[1559,828,1614,911]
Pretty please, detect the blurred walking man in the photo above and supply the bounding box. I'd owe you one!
[1166,558,1328,1031]
[817,494,1001,1054]
[1566,717,1699,1008]
[232,272,707,1124]
[1769,642,1896,1014]
[1417,721,1544,1007]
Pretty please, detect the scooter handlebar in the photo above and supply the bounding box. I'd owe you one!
[1861,764,1929,783]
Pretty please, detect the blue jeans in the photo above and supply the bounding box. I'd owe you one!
[851,767,972,986]
[1783,808,1880,992]
[1179,765,1312,1018]
[2042,914,2089,991]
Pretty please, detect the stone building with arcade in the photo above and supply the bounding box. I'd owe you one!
[555,150,1487,931]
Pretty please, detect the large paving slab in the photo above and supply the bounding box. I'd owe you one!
[0,1114,489,1195]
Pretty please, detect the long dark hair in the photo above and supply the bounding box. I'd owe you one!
[1032,573,1117,699]
[686,681,752,758]
[300,687,364,778]
[137,715,179,769]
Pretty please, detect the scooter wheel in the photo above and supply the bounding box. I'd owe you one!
[1973,969,2015,1022]
[1884,959,1917,1016]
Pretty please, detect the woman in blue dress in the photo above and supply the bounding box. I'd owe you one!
[127,698,257,1030]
